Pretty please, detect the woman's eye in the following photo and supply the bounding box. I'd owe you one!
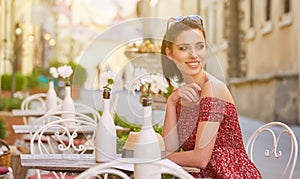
[178,46,188,51]
[196,44,205,50]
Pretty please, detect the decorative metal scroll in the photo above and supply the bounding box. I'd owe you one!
[246,122,298,179]
[30,111,97,155]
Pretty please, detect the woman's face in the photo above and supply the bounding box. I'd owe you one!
[166,28,207,78]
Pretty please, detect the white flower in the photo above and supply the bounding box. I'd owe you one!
[133,68,148,78]
[49,67,58,78]
[13,91,29,100]
[101,70,116,91]
[147,74,169,94]
[125,68,171,98]
[57,65,73,79]
[125,68,149,95]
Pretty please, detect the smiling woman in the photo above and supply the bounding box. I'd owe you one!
[161,16,262,179]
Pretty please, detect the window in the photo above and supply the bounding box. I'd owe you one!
[284,0,290,14]
[249,0,254,28]
[265,0,271,21]
[212,3,217,44]
[203,8,209,40]
[247,0,255,40]
[279,0,292,27]
[222,1,228,39]
[261,0,273,35]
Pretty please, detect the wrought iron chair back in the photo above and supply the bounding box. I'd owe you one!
[245,121,298,179]
[30,110,96,154]
[75,160,131,179]
[50,102,101,123]
[28,111,96,179]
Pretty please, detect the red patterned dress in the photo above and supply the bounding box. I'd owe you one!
[176,97,262,179]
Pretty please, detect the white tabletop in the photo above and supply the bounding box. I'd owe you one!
[12,108,96,117]
[13,124,129,134]
[12,125,95,134]
[12,109,45,117]
[20,154,199,173]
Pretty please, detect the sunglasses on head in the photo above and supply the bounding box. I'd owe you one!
[167,15,204,30]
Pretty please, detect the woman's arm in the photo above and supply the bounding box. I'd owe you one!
[163,81,225,169]
[162,97,180,152]
[162,83,201,152]
[166,121,219,169]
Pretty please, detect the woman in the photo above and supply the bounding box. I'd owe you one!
[161,15,262,178]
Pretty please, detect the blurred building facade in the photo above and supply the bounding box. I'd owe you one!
[236,0,299,125]
[199,0,299,124]
[237,0,299,124]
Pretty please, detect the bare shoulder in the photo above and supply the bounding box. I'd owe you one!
[200,74,235,104]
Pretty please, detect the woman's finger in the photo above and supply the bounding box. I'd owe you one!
[179,86,199,102]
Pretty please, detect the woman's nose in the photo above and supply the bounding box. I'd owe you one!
[188,49,198,59]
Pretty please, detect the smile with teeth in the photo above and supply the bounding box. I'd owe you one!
[185,60,201,67]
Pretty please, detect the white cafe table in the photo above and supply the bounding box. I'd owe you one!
[20,154,96,172]
[20,154,200,173]
[12,125,95,135]
[12,108,97,117]
[12,102,102,118]
[12,125,129,134]
[12,109,45,117]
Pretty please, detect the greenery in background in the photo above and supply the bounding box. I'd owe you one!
[0,96,22,111]
[114,113,163,134]
[26,66,48,89]
[1,73,28,91]
[0,118,7,139]
[67,61,87,86]
[113,112,163,154]
[0,60,88,93]
[161,85,174,99]
[98,110,163,154]
[113,113,172,179]
[114,113,140,132]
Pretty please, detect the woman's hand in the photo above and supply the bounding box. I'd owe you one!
[168,83,201,104]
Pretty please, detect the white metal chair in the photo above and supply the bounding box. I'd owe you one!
[51,102,101,124]
[75,160,131,179]
[75,159,195,179]
[246,121,298,179]
[28,111,97,179]
[149,160,195,179]
[21,93,63,125]
[30,110,97,154]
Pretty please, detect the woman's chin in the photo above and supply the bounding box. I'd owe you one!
[183,68,202,77]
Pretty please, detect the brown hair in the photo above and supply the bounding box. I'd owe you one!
[161,17,206,83]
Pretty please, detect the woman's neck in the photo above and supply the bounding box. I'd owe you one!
[184,70,208,88]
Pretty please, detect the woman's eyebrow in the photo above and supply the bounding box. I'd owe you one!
[176,41,205,46]
[175,43,190,46]
[196,41,205,44]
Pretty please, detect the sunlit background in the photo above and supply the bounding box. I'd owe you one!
[0,0,299,125]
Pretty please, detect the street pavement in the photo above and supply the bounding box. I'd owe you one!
[77,89,300,179]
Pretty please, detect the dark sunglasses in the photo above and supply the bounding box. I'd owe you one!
[167,15,204,30]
